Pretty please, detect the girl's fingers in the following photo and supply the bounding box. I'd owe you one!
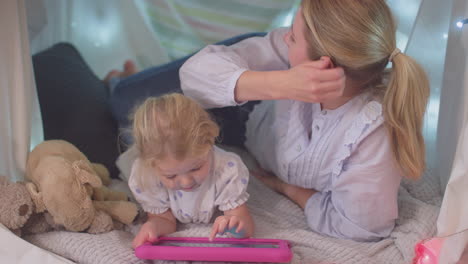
[217,218,229,236]
[132,232,148,249]
[133,227,159,249]
[228,216,240,230]
[209,217,229,241]
[235,222,245,233]
[148,232,159,243]
[209,223,220,241]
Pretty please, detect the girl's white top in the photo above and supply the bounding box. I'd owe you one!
[127,146,250,224]
[179,28,402,241]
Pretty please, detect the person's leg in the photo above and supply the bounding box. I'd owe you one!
[108,32,266,146]
[109,59,185,132]
[209,101,260,148]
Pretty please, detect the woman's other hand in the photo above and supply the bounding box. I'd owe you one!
[251,167,317,209]
[250,167,286,194]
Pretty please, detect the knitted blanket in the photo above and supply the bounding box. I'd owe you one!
[25,149,441,264]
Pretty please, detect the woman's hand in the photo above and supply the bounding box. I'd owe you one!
[250,168,286,194]
[209,204,254,241]
[235,57,345,103]
[251,167,317,209]
[283,56,346,103]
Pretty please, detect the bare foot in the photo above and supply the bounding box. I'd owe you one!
[123,60,138,77]
[103,69,122,84]
[103,60,138,85]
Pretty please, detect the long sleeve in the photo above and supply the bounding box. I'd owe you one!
[179,28,289,109]
[304,125,402,242]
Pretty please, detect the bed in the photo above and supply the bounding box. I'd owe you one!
[23,149,441,264]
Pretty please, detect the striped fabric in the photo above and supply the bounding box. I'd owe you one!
[136,0,298,60]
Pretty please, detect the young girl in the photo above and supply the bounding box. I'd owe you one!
[127,93,254,249]
[178,0,430,241]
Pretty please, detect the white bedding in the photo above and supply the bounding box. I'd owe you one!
[24,148,442,264]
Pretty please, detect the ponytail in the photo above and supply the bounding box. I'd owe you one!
[384,54,430,179]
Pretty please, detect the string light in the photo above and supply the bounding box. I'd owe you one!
[456,18,468,28]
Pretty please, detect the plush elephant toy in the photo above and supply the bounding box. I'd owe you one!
[25,140,138,234]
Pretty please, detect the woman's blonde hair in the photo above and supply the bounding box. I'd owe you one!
[301,0,430,179]
[132,93,219,164]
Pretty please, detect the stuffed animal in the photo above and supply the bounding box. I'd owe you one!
[0,175,52,236]
[25,139,138,234]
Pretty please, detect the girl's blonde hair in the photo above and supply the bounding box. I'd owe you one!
[132,92,219,166]
[301,0,430,179]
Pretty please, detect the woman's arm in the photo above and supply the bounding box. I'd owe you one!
[309,126,401,241]
[253,125,401,242]
[234,57,344,103]
[180,28,289,108]
[180,28,345,108]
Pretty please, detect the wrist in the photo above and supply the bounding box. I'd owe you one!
[236,71,287,101]
[264,70,289,100]
[278,181,289,195]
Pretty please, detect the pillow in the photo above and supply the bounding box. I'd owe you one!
[32,43,120,178]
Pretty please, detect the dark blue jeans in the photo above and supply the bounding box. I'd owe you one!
[109,32,265,148]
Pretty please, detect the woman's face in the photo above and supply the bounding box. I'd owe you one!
[283,9,311,67]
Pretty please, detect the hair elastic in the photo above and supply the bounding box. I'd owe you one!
[389,48,401,62]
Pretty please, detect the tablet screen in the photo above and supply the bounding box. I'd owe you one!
[157,241,279,248]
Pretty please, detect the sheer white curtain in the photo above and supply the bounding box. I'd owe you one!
[29,0,170,79]
[0,0,43,181]
[438,114,468,263]
[29,0,298,79]
[437,0,468,262]
[402,0,453,187]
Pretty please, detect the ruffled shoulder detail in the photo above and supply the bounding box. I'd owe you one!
[332,101,384,176]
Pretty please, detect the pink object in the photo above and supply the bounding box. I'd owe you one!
[135,236,293,263]
[413,237,445,264]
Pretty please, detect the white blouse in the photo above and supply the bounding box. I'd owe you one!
[127,146,250,224]
[179,28,402,241]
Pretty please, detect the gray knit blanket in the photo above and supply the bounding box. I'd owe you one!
[25,149,441,264]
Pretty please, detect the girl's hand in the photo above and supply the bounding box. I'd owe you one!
[209,215,246,241]
[284,56,345,103]
[209,204,254,241]
[132,219,160,249]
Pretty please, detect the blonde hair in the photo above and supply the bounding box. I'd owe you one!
[301,0,430,179]
[132,93,219,186]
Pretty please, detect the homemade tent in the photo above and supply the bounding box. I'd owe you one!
[0,0,466,263]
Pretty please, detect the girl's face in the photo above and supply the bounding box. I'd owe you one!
[283,9,310,67]
[153,149,213,192]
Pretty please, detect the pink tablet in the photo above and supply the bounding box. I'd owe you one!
[135,237,293,263]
